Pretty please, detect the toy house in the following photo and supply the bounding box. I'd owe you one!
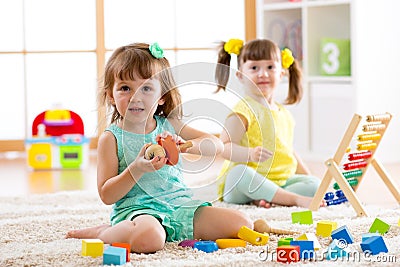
[25,109,89,169]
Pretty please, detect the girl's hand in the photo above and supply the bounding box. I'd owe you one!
[249,146,273,162]
[133,143,167,173]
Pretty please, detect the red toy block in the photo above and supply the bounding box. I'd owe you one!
[276,245,300,263]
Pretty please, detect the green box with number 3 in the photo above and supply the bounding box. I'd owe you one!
[320,38,351,76]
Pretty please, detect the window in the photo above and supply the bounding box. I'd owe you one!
[0,0,246,151]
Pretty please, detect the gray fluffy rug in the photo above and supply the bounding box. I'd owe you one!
[1,191,400,266]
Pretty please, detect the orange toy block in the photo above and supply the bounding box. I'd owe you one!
[81,239,104,257]
[112,242,131,262]
[316,220,338,237]
[237,226,269,246]
[276,245,300,263]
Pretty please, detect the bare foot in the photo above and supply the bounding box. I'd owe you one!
[66,224,110,239]
[252,199,272,209]
[295,196,326,208]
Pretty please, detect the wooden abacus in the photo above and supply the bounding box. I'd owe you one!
[309,113,400,216]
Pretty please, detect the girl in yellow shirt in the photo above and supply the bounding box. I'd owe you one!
[215,39,324,208]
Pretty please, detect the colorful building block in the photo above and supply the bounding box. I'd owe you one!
[398,218,400,226]
[362,232,381,242]
[326,239,349,260]
[111,242,131,262]
[296,233,321,250]
[278,237,293,247]
[331,225,354,244]
[178,239,198,248]
[237,226,269,246]
[291,210,313,225]
[103,246,127,265]
[316,220,338,237]
[360,235,388,255]
[215,239,246,249]
[369,218,390,234]
[81,239,104,257]
[276,245,300,263]
[290,240,314,259]
[193,241,218,253]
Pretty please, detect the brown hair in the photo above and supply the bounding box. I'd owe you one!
[215,39,303,104]
[98,43,182,124]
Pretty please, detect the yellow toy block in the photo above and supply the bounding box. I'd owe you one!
[82,239,104,257]
[296,233,321,250]
[237,226,269,246]
[216,239,246,249]
[316,221,338,237]
[398,218,400,227]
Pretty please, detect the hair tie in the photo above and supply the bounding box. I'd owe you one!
[224,39,244,55]
[149,42,164,59]
[281,48,294,69]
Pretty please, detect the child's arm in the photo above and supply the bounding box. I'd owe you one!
[220,113,272,162]
[97,131,166,205]
[168,118,223,156]
[294,151,311,175]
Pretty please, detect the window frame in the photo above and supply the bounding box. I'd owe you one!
[0,0,256,152]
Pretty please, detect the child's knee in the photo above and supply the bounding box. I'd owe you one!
[129,216,166,253]
[232,210,253,233]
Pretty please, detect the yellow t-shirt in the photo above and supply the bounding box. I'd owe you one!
[218,96,297,198]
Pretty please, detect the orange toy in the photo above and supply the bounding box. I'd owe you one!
[145,135,192,165]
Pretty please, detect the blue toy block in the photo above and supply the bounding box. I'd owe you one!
[331,225,354,244]
[326,239,349,260]
[103,246,127,265]
[360,235,388,255]
[291,210,313,225]
[290,240,314,259]
[369,218,390,234]
[193,241,218,253]
[362,232,380,242]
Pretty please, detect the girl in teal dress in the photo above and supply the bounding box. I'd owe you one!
[66,43,252,253]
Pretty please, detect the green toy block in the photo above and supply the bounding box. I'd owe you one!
[369,218,390,235]
[316,220,338,237]
[278,237,293,247]
[291,210,313,225]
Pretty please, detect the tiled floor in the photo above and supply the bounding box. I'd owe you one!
[1,151,399,209]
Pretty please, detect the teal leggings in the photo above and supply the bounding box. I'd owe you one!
[222,164,320,204]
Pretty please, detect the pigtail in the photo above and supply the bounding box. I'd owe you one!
[285,59,303,105]
[215,41,232,92]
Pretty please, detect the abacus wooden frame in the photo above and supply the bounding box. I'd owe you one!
[309,113,400,217]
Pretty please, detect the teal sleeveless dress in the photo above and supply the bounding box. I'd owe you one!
[106,115,210,241]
